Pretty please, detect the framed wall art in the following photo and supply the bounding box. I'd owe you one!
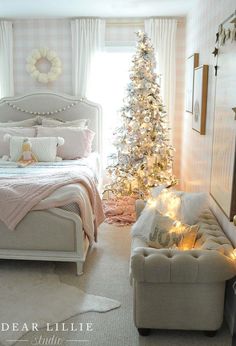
[192,65,208,135]
[185,53,199,113]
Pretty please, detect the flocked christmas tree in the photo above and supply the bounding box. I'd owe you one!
[106,31,177,198]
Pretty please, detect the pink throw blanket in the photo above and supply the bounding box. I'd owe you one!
[0,165,104,242]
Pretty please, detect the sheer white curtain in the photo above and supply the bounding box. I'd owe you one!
[71,18,105,98]
[145,18,177,140]
[0,21,14,98]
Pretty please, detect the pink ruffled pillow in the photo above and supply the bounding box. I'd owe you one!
[0,127,36,158]
[37,126,95,159]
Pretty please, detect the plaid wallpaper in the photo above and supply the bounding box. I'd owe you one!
[13,19,72,95]
[173,20,185,180]
[181,0,236,245]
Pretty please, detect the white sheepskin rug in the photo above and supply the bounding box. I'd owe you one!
[0,261,120,346]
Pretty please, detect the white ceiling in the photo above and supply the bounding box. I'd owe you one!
[0,0,196,18]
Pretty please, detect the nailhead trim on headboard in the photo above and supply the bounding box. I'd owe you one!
[6,100,81,116]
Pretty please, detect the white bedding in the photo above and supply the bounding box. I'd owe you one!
[0,152,100,181]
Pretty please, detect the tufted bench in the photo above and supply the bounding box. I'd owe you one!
[130,201,236,336]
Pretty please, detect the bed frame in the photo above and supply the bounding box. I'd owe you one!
[0,91,102,275]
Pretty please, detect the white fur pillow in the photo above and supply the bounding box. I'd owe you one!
[155,190,182,220]
[4,135,64,162]
[180,192,208,224]
[131,203,157,241]
[154,190,207,225]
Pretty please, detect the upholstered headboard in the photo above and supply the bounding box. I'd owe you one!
[0,92,102,153]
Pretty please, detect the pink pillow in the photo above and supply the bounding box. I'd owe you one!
[0,127,36,157]
[37,126,95,159]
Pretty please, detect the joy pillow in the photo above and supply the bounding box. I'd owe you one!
[37,126,95,159]
[147,212,181,249]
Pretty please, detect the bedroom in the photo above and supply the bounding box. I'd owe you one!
[0,0,236,345]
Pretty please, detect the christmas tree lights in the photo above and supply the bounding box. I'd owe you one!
[106,31,177,198]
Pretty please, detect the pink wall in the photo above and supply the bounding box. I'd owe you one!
[181,0,236,245]
[13,19,72,95]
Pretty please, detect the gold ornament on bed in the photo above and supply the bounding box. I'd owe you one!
[26,47,62,84]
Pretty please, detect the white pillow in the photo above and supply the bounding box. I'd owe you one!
[180,192,208,224]
[41,118,89,128]
[5,135,64,162]
[131,204,157,241]
[154,189,208,225]
[37,126,95,159]
[0,127,36,157]
[0,117,39,127]
[155,189,182,220]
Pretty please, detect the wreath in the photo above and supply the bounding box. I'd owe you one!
[26,48,62,84]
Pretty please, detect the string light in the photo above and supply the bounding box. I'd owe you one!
[231,249,236,260]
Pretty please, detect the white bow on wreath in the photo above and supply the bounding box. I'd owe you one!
[26,47,62,84]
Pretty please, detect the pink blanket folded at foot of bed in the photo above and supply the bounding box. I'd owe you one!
[0,166,104,242]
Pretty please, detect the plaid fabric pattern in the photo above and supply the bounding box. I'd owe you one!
[181,0,235,192]
[13,19,72,95]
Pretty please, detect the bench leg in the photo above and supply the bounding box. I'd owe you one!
[204,330,217,337]
[76,261,83,276]
[138,328,150,336]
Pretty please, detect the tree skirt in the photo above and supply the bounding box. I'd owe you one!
[0,261,120,346]
[103,196,137,225]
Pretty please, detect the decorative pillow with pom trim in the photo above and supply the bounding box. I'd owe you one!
[0,127,36,158]
[4,135,64,162]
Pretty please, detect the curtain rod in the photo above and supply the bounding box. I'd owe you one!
[0,17,185,24]
[106,18,185,25]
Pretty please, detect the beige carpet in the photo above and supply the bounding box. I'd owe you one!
[11,223,232,346]
[0,261,120,346]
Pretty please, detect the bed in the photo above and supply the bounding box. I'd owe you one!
[0,91,103,275]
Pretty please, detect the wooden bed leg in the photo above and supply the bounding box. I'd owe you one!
[76,262,83,276]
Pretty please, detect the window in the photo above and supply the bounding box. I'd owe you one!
[88,20,144,166]
[88,46,135,165]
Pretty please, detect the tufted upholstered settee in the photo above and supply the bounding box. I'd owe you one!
[130,200,236,336]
